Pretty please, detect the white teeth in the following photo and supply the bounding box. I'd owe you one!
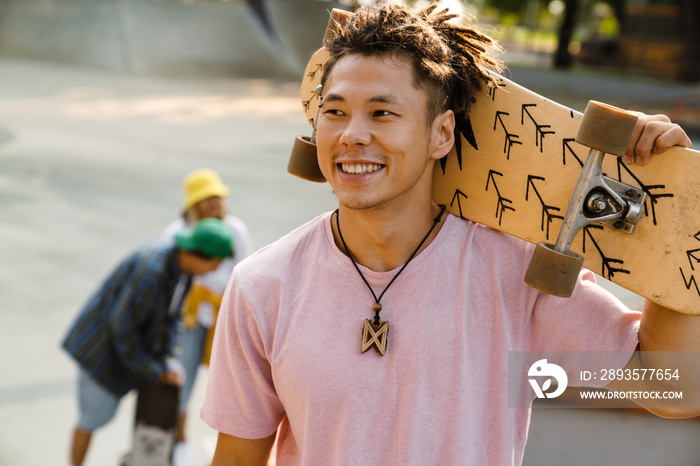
[341,163,382,174]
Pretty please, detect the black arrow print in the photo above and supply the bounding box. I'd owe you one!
[688,249,700,272]
[686,231,700,271]
[582,225,630,279]
[302,99,312,112]
[486,170,515,225]
[679,231,700,297]
[307,63,323,81]
[302,86,323,112]
[526,175,564,240]
[680,268,700,297]
[450,189,468,219]
[616,158,673,226]
[488,79,507,101]
[493,111,522,160]
[562,138,584,167]
[521,104,555,153]
[442,113,478,175]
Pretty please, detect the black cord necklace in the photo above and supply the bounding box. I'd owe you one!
[335,205,446,356]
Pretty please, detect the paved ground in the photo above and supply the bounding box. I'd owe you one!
[1,54,700,466]
[0,57,336,466]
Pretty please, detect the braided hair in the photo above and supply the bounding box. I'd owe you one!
[321,2,503,125]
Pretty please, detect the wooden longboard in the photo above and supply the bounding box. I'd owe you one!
[299,48,700,316]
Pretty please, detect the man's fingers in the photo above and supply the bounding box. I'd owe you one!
[623,111,648,163]
[634,120,668,165]
[623,114,691,165]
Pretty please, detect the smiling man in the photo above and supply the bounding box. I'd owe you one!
[201,3,698,465]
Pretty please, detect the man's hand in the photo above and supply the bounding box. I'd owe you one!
[623,113,693,165]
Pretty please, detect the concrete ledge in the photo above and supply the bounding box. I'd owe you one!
[0,0,340,78]
[266,0,345,75]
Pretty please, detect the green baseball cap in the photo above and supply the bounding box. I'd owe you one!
[175,218,234,259]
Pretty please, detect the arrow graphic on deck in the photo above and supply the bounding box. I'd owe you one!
[526,175,563,240]
[450,189,469,219]
[521,104,555,153]
[444,114,478,174]
[302,85,322,112]
[488,79,507,101]
[680,268,700,297]
[688,250,700,272]
[582,225,630,279]
[687,231,700,271]
[562,138,584,167]
[494,111,522,160]
[307,63,323,81]
[679,231,700,297]
[486,170,515,225]
[616,158,673,226]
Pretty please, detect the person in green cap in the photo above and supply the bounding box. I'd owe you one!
[160,168,254,466]
[62,218,233,466]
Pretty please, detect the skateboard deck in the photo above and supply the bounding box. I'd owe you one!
[128,383,179,466]
[295,43,700,316]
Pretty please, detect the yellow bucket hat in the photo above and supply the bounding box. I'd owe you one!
[183,169,230,209]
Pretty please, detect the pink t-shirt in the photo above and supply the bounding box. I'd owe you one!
[201,213,639,465]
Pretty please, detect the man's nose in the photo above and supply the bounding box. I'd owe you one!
[338,116,372,147]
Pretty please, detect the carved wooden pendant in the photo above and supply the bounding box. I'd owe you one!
[361,319,389,356]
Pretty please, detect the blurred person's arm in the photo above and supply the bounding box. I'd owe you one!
[109,269,169,381]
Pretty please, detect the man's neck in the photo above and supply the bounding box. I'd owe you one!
[331,201,446,272]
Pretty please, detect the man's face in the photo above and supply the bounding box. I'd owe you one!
[316,54,454,212]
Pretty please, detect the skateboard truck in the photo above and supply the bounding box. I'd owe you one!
[524,101,647,297]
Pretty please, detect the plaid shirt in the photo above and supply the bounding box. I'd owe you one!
[62,239,190,397]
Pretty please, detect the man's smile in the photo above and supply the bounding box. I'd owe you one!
[339,163,384,174]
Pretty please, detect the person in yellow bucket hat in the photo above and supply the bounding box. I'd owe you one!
[161,168,254,466]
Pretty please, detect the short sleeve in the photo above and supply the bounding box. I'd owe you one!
[528,269,641,387]
[200,270,285,439]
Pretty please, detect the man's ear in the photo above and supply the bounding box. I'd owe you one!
[429,109,455,160]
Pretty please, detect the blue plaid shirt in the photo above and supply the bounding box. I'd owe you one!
[62,239,190,397]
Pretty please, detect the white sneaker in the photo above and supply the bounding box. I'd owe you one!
[172,441,194,466]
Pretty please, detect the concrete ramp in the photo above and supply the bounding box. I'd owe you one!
[0,0,344,78]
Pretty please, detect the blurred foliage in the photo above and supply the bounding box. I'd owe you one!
[482,0,621,30]
[479,0,622,50]
[482,0,524,15]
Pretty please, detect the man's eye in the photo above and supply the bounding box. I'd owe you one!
[373,110,393,117]
[323,108,344,116]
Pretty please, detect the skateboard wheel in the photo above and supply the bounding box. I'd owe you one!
[288,135,326,182]
[575,101,638,157]
[524,242,585,298]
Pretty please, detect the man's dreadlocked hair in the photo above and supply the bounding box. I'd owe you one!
[321,2,503,125]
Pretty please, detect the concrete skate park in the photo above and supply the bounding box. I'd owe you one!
[1,1,700,465]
